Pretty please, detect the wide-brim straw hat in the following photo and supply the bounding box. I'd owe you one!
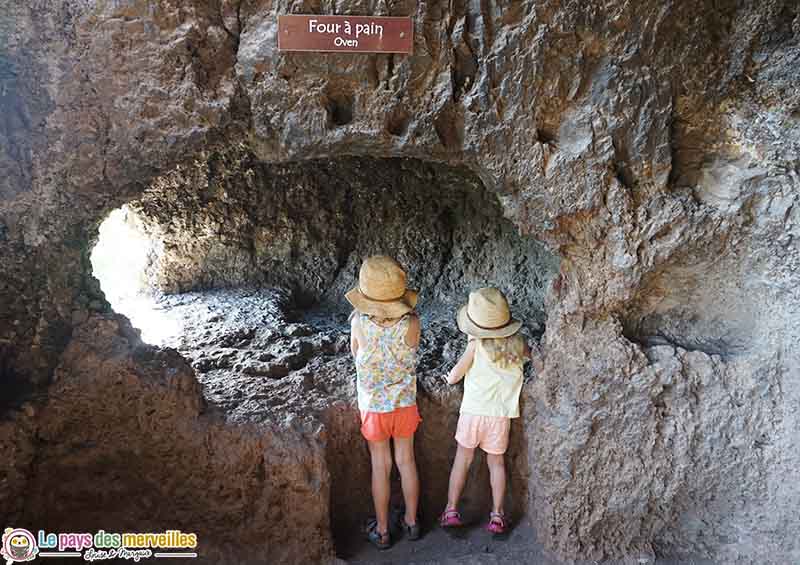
[345,255,418,318]
[457,287,521,338]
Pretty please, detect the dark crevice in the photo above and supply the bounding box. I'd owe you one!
[366,55,379,88]
[218,0,242,50]
[385,105,410,136]
[450,8,479,102]
[323,91,354,128]
[536,127,558,146]
[385,54,395,90]
[434,103,462,149]
[623,326,740,361]
[479,0,495,53]
[611,136,634,189]
[613,161,633,189]
[665,91,683,189]
[0,348,36,415]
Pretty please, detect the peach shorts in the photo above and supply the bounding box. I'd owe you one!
[360,405,422,442]
[455,413,511,455]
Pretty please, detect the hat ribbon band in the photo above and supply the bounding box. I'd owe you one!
[466,309,511,331]
[359,284,407,303]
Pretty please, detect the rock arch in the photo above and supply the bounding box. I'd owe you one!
[1,1,799,563]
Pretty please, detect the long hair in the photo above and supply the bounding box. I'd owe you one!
[481,333,525,369]
[349,309,405,325]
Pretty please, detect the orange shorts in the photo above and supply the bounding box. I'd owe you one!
[360,405,422,442]
[455,413,511,454]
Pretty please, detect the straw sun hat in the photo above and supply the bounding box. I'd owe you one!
[345,255,418,318]
[457,287,522,338]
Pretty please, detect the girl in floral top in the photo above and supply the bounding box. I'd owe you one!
[346,255,422,549]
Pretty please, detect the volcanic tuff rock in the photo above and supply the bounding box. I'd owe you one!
[1,1,799,564]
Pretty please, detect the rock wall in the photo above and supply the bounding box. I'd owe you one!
[2,314,334,564]
[128,149,558,319]
[1,0,799,563]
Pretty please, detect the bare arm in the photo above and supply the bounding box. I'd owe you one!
[446,340,477,385]
[404,313,421,348]
[350,314,361,357]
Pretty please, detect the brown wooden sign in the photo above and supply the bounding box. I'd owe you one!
[277,15,413,54]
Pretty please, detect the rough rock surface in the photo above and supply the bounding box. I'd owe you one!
[130,149,558,319]
[5,313,333,564]
[1,1,799,564]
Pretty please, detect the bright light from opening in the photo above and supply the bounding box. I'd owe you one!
[91,206,182,346]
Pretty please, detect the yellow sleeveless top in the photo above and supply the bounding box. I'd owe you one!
[460,337,524,418]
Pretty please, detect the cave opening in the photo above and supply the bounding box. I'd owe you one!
[89,149,560,557]
[90,205,182,347]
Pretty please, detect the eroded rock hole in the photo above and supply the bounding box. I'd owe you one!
[385,106,410,136]
[323,91,354,127]
[536,127,557,145]
[90,150,559,557]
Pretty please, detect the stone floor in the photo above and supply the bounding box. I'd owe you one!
[340,518,716,565]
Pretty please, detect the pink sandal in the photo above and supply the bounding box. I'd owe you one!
[487,512,507,535]
[439,508,464,528]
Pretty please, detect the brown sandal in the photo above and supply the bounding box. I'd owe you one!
[365,518,391,550]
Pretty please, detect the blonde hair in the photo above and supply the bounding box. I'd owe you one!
[480,334,525,369]
[349,309,406,326]
[370,315,403,325]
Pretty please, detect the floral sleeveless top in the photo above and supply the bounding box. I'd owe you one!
[355,313,417,413]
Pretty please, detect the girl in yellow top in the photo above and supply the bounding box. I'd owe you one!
[440,287,537,535]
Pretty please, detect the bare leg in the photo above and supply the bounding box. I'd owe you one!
[446,444,475,510]
[486,453,506,515]
[393,436,420,526]
[368,439,392,534]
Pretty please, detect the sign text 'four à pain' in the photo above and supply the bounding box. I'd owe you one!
[277,15,413,54]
